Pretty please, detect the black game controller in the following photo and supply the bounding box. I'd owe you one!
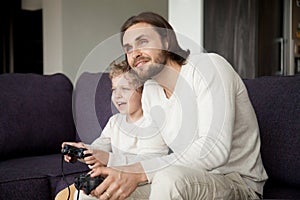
[61,144,92,163]
[74,173,105,195]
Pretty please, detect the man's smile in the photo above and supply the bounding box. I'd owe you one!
[133,57,151,68]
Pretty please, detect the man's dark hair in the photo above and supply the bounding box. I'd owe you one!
[120,12,190,66]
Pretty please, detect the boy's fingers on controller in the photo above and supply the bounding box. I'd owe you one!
[83,150,91,157]
[61,142,69,148]
[84,149,93,155]
[84,156,94,163]
[90,167,105,177]
[83,157,93,166]
[88,164,95,169]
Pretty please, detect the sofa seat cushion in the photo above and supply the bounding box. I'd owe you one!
[0,154,88,183]
[0,154,89,199]
[0,177,51,200]
[263,179,300,199]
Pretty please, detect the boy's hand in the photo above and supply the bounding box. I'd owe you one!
[61,142,86,163]
[62,142,86,149]
[84,149,109,168]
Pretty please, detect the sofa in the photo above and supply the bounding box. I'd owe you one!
[0,72,299,199]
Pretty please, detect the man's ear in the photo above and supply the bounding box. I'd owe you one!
[162,38,169,51]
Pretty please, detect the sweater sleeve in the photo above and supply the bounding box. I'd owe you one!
[91,114,169,167]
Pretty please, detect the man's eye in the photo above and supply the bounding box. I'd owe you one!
[124,46,133,53]
[139,39,148,46]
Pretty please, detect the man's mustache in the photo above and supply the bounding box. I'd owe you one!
[133,56,151,67]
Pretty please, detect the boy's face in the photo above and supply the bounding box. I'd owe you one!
[111,74,142,116]
[122,22,167,81]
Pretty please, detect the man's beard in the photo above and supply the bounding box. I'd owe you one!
[134,51,167,81]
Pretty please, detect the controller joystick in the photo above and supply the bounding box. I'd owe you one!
[74,173,105,195]
[61,144,92,163]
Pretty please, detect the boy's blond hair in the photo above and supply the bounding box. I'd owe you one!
[109,60,130,80]
[109,60,144,93]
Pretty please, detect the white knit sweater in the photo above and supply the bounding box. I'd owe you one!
[140,53,268,194]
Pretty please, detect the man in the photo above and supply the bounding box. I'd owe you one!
[89,12,268,200]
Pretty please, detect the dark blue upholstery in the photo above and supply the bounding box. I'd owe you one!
[0,73,75,160]
[0,73,88,200]
[0,154,88,199]
[73,72,115,144]
[244,75,300,198]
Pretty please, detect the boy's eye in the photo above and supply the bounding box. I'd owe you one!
[122,87,131,91]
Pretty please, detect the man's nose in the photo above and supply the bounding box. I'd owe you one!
[131,48,142,59]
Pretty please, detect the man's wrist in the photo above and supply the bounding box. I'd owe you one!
[133,163,148,183]
[120,162,148,183]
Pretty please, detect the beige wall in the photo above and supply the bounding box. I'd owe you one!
[43,0,168,83]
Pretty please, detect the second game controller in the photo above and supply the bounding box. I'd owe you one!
[74,173,105,195]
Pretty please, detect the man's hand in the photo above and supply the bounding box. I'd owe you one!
[90,163,148,200]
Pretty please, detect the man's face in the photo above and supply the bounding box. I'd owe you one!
[122,23,167,80]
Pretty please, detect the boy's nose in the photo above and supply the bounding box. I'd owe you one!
[114,89,122,98]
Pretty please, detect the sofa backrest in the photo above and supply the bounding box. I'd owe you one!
[243,75,300,187]
[0,73,76,161]
[73,72,116,144]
